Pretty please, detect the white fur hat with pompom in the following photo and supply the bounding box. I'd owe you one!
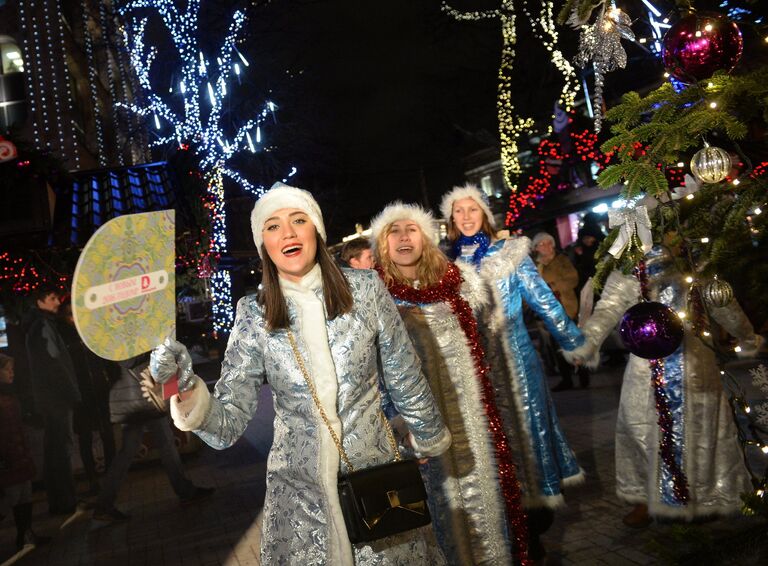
[439,183,496,229]
[369,202,437,250]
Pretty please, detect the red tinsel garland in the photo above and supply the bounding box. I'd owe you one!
[378,263,530,564]
[634,261,690,504]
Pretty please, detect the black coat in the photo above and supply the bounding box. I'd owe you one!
[23,308,80,410]
[109,354,164,424]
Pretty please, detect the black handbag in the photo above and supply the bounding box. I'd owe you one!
[287,331,431,543]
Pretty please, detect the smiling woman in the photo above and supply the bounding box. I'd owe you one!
[371,201,529,565]
[149,183,451,565]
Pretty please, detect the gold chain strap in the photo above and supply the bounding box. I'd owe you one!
[286,330,401,474]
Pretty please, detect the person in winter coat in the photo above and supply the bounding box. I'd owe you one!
[150,183,452,565]
[0,353,50,554]
[92,354,213,523]
[23,286,80,515]
[440,184,586,561]
[565,246,758,527]
[371,202,529,566]
[532,232,590,391]
[58,300,115,495]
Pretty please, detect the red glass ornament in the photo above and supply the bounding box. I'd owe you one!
[662,12,743,83]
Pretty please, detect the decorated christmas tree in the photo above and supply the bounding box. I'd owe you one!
[562,0,767,516]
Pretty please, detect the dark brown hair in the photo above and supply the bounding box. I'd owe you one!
[33,285,59,304]
[339,237,371,265]
[446,214,496,243]
[258,231,354,330]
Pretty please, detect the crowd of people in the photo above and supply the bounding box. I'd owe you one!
[1,287,213,559]
[1,181,762,565]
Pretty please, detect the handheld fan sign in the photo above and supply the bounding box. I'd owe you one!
[72,210,179,397]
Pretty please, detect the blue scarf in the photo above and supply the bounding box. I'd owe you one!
[451,232,491,267]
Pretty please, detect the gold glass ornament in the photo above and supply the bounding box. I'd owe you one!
[702,276,734,308]
[690,143,732,184]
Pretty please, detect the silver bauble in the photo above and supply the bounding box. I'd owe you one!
[690,144,731,184]
[702,276,734,308]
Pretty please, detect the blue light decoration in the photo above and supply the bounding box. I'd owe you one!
[118,0,295,335]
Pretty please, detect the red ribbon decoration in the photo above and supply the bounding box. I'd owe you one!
[378,263,530,565]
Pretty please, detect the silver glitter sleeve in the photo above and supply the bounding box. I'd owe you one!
[195,295,266,449]
[583,270,641,349]
[372,275,450,455]
[708,301,757,342]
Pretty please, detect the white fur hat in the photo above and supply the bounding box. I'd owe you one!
[439,183,496,229]
[250,182,326,256]
[369,202,437,250]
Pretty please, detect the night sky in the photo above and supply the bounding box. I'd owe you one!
[231,0,507,243]
[177,0,763,244]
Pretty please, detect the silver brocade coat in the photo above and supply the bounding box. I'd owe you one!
[579,248,752,519]
[391,262,514,566]
[460,238,586,509]
[194,269,449,564]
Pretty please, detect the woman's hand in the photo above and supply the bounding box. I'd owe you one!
[149,337,195,392]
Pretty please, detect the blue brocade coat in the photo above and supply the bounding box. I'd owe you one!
[458,237,585,508]
[191,268,449,565]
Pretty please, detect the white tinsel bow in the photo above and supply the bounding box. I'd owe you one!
[607,205,653,258]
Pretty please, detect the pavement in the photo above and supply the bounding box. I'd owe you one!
[2,362,766,566]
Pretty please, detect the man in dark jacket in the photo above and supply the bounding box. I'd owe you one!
[23,286,80,515]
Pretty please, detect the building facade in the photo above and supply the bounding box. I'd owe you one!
[0,0,149,170]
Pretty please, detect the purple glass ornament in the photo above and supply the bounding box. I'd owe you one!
[619,302,684,360]
[661,12,743,83]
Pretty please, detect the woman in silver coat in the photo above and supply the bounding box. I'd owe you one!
[566,246,758,526]
[150,183,451,565]
[371,202,529,566]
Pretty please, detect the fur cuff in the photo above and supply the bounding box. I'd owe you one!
[523,493,566,510]
[647,501,742,521]
[561,342,600,370]
[410,428,452,458]
[561,469,586,487]
[170,375,211,431]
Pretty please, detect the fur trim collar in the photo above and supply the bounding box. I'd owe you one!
[369,202,436,249]
[478,237,532,281]
[439,183,495,229]
[455,260,489,312]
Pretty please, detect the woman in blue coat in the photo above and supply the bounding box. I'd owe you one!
[440,184,586,559]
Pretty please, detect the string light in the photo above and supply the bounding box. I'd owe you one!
[119,0,295,334]
[443,0,579,190]
[17,0,80,167]
[98,2,126,166]
[506,126,610,225]
[81,1,106,166]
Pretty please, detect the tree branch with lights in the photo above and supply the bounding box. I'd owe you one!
[442,0,579,190]
[118,0,294,335]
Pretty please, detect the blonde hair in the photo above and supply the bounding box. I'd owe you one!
[375,222,448,288]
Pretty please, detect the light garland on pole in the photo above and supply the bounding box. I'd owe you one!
[17,1,80,167]
[98,1,125,166]
[81,1,106,166]
[443,1,580,191]
[119,0,293,335]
